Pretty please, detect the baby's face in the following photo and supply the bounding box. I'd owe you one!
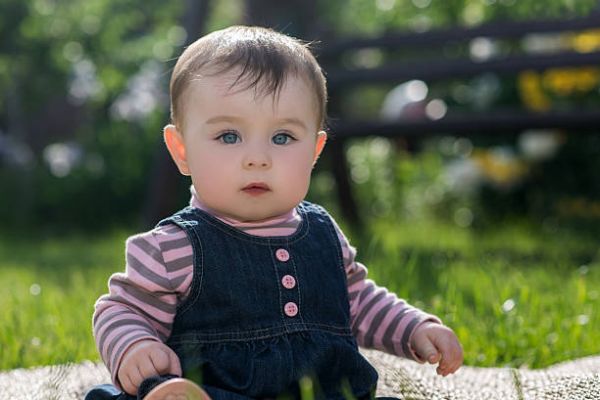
[172,70,325,222]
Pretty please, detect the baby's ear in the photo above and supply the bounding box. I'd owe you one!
[313,131,327,165]
[163,124,191,176]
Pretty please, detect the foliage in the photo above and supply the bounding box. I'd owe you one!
[0,0,248,231]
[0,0,183,230]
[318,6,600,228]
[1,0,600,232]
[309,133,600,234]
[318,0,598,35]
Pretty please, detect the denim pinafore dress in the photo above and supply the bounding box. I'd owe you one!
[158,202,379,400]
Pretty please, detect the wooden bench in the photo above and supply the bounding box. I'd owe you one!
[316,13,600,225]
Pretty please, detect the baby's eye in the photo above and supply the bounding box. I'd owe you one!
[217,131,240,144]
[272,132,296,145]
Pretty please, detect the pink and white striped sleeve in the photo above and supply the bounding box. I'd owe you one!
[92,223,194,387]
[330,219,442,361]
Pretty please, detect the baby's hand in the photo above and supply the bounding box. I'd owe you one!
[410,322,463,376]
[117,339,182,395]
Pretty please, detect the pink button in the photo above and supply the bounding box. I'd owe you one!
[275,248,290,262]
[281,275,296,289]
[284,302,298,317]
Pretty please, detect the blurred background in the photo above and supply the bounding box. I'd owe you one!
[0,0,599,373]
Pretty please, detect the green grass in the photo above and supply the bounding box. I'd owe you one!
[356,218,600,368]
[0,220,598,372]
[0,232,129,370]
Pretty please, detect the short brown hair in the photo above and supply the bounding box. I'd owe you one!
[169,25,327,130]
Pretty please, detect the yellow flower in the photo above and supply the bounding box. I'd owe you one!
[571,29,600,53]
[543,68,600,96]
[471,150,529,188]
[518,71,551,111]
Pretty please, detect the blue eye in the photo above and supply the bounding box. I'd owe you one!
[218,131,240,144]
[272,133,295,145]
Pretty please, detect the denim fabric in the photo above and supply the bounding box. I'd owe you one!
[157,201,379,400]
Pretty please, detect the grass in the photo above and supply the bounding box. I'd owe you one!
[0,232,128,370]
[357,218,600,368]
[0,219,598,372]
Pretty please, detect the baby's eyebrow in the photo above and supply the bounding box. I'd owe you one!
[205,116,309,131]
[277,118,308,131]
[205,115,242,125]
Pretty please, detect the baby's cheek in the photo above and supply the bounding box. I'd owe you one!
[193,175,226,204]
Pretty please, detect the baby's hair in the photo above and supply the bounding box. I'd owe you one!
[170,25,328,130]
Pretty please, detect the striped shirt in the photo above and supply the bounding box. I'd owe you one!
[93,192,440,387]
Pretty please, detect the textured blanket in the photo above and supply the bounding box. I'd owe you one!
[1,349,599,399]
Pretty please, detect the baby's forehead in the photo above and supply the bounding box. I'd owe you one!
[177,72,321,131]
[186,69,319,108]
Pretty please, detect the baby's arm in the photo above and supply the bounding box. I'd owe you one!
[330,217,462,374]
[93,225,194,393]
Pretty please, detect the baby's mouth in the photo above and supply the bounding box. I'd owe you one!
[241,182,271,196]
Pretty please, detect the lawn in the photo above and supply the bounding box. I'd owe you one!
[0,220,598,372]
[0,232,127,369]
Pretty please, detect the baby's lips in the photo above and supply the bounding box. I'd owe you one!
[242,182,270,190]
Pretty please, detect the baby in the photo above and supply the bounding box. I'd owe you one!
[85,26,462,400]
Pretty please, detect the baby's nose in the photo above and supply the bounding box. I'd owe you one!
[245,159,269,168]
[243,151,271,169]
